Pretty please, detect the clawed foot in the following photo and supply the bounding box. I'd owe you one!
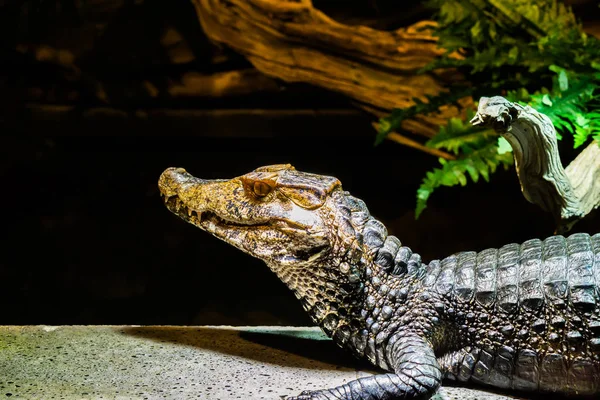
[286,389,337,400]
[285,390,312,400]
[286,390,317,400]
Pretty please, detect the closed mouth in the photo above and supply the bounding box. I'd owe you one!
[161,194,265,228]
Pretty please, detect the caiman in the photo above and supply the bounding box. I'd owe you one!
[158,164,600,399]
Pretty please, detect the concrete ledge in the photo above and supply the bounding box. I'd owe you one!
[0,326,526,399]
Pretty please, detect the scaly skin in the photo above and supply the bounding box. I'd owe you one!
[158,164,600,399]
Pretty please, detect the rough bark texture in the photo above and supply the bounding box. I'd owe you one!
[192,0,466,138]
[4,0,598,140]
[472,96,600,233]
[566,141,600,218]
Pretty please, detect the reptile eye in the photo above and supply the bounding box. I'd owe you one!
[253,181,273,197]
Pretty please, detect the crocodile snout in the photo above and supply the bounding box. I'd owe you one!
[159,167,214,196]
[158,167,191,198]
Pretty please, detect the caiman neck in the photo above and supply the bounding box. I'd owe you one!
[267,190,428,342]
[269,249,370,342]
[283,234,427,347]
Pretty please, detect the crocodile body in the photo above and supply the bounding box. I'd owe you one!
[158,164,600,399]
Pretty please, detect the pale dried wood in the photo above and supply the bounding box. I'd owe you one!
[471,96,600,232]
[192,0,467,138]
[565,141,600,218]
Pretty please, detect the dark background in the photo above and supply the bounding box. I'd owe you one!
[1,0,599,326]
[4,132,597,327]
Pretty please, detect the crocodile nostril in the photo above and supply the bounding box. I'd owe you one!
[158,167,191,197]
[162,167,187,178]
[161,168,188,181]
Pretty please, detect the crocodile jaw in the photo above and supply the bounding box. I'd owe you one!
[158,167,330,265]
[161,194,265,232]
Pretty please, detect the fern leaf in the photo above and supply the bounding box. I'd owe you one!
[426,110,498,155]
[529,71,600,144]
[497,137,513,154]
[375,86,474,144]
[392,0,600,217]
[415,144,514,218]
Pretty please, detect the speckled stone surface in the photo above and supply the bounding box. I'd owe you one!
[0,326,528,400]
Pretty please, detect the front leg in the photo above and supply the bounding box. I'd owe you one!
[288,334,442,400]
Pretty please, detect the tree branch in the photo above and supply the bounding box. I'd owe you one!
[372,123,456,160]
[471,96,600,233]
[192,0,468,138]
[565,140,600,218]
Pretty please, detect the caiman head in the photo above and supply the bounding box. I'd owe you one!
[158,164,393,331]
[158,164,342,265]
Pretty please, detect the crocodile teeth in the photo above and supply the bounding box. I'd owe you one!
[188,208,193,217]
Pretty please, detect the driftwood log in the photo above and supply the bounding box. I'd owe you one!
[5,0,599,152]
[191,0,468,138]
[190,0,600,140]
[8,0,599,142]
[471,96,600,233]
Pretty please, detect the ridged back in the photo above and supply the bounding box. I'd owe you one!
[425,233,600,312]
[429,233,600,394]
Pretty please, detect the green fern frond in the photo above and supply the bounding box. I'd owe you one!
[572,112,600,148]
[426,0,586,76]
[375,86,474,144]
[426,109,498,154]
[509,67,600,144]
[383,0,600,218]
[497,137,513,154]
[415,143,514,218]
